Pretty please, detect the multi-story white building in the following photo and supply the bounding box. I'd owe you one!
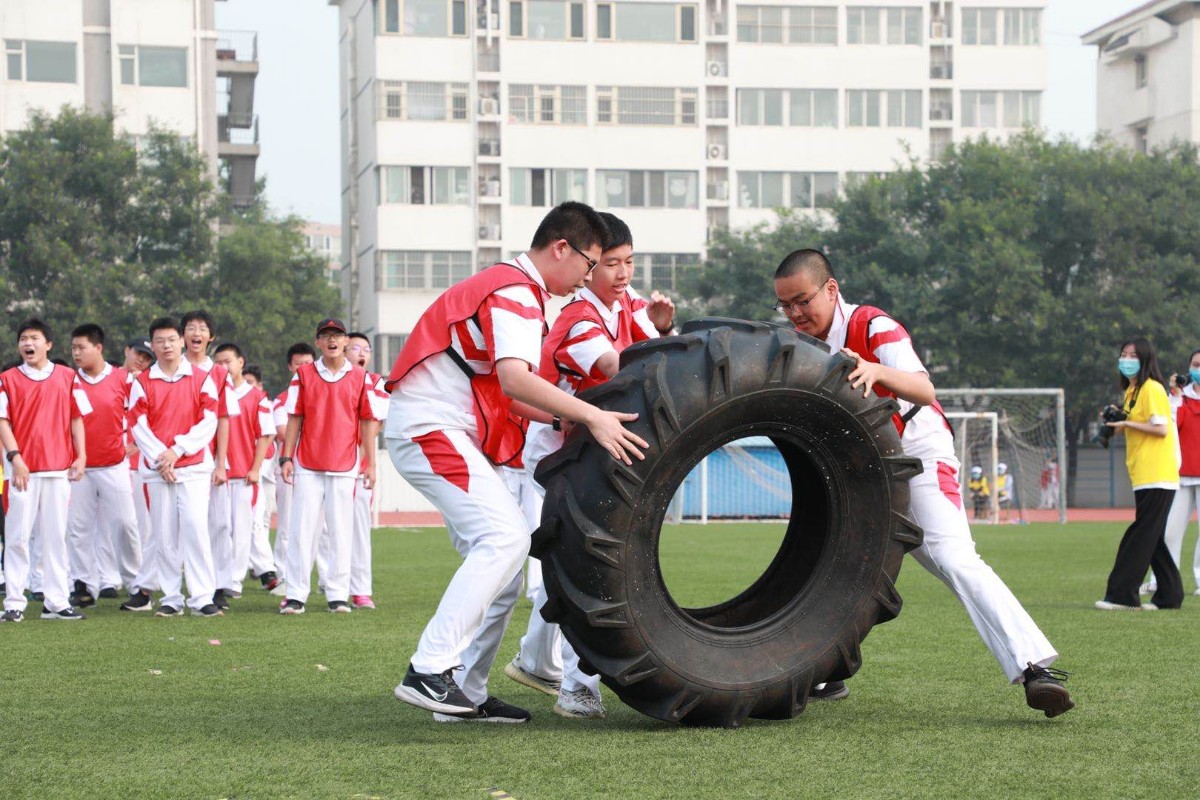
[0,0,259,205]
[303,220,345,285]
[331,0,1047,372]
[1083,0,1200,154]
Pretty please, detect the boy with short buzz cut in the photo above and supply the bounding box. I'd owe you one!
[124,317,223,618]
[0,319,91,622]
[271,342,317,591]
[345,332,389,610]
[386,201,648,723]
[65,323,142,606]
[504,211,675,719]
[278,319,385,615]
[208,343,276,609]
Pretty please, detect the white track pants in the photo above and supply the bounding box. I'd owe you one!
[66,465,141,594]
[349,476,373,596]
[389,430,529,705]
[147,477,216,611]
[250,468,276,578]
[907,457,1057,683]
[1146,484,1200,589]
[210,479,257,593]
[130,469,153,589]
[2,475,70,613]
[274,476,292,581]
[284,470,353,605]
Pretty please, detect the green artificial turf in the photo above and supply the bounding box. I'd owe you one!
[1,521,1197,799]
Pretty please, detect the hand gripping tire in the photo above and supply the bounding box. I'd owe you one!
[531,318,925,728]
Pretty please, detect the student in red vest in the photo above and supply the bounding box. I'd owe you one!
[278,319,385,615]
[209,344,276,609]
[123,338,155,593]
[0,319,91,622]
[386,202,648,723]
[504,212,674,719]
[773,249,1074,717]
[65,324,141,607]
[271,343,317,592]
[346,332,389,610]
[122,317,223,617]
[241,364,280,592]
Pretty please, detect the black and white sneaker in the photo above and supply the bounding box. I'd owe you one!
[213,589,230,610]
[120,590,153,612]
[279,599,305,615]
[41,606,86,621]
[193,604,224,617]
[98,587,119,600]
[810,681,850,701]
[434,695,532,724]
[30,592,44,602]
[155,605,182,617]
[1023,662,1074,718]
[70,580,96,608]
[327,600,352,614]
[394,663,477,715]
[0,609,24,623]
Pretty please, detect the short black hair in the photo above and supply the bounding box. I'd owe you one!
[180,309,216,335]
[286,342,318,364]
[244,364,264,384]
[775,249,835,283]
[598,212,632,251]
[148,317,182,339]
[347,331,370,343]
[71,323,105,346]
[530,201,609,252]
[214,342,243,360]
[16,318,53,343]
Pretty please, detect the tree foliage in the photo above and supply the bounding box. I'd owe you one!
[0,107,341,392]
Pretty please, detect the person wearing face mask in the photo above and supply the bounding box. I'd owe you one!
[1096,338,1184,611]
[1141,350,1200,599]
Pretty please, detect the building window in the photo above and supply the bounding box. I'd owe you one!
[1135,126,1148,154]
[999,91,1040,127]
[596,86,697,125]
[961,8,997,45]
[382,166,471,204]
[1002,8,1041,45]
[379,251,472,290]
[847,6,920,43]
[737,5,836,44]
[510,168,588,205]
[737,88,837,127]
[594,2,698,42]
[846,89,882,127]
[1134,54,1147,89]
[961,90,996,127]
[381,0,469,36]
[635,253,699,292]
[4,39,77,83]
[118,45,188,87]
[508,84,587,123]
[375,334,409,374]
[598,170,699,208]
[509,0,586,39]
[737,171,838,209]
[886,89,922,127]
[377,81,469,121]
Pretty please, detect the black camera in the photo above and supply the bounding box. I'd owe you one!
[1091,404,1128,449]
[1175,373,1190,388]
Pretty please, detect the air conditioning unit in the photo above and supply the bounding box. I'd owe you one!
[707,60,725,77]
[931,64,951,80]
[479,97,499,115]
[478,140,500,156]
[931,21,946,39]
[478,224,501,241]
[480,177,501,196]
[708,143,727,160]
[930,106,949,121]
[712,180,729,200]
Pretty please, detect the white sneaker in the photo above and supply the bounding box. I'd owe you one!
[1193,588,1200,596]
[503,657,561,697]
[1094,600,1141,611]
[1139,583,1156,595]
[1140,603,1159,611]
[553,688,606,719]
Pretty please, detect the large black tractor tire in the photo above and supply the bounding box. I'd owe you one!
[531,318,924,728]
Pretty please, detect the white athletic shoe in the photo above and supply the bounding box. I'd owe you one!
[1140,603,1159,611]
[1194,588,1200,596]
[1094,600,1142,611]
[553,688,606,719]
[269,582,287,597]
[1139,583,1156,595]
[503,657,561,697]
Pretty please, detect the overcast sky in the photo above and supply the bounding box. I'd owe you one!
[215,0,1145,226]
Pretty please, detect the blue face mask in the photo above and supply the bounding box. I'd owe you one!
[1118,358,1140,378]
[1190,369,1200,385]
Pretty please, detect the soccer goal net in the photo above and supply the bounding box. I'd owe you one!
[662,389,1066,525]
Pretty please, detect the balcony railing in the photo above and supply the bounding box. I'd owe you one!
[220,115,259,146]
[216,30,258,63]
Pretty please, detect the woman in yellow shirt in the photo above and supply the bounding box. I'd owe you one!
[1097,338,1184,611]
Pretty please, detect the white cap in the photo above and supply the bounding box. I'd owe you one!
[998,462,1008,473]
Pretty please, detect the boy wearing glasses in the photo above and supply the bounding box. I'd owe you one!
[346,331,388,609]
[772,249,1074,718]
[504,212,674,719]
[278,319,385,615]
[386,202,648,723]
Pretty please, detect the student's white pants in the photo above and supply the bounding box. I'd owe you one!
[274,475,292,581]
[66,464,141,595]
[349,476,373,596]
[209,479,257,593]
[388,430,529,705]
[250,466,277,579]
[2,474,70,613]
[147,476,216,611]
[907,457,1058,683]
[284,470,354,605]
[1145,483,1200,590]
[130,468,153,589]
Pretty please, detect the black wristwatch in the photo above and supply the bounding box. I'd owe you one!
[552,416,562,432]
[5,449,19,463]
[279,456,293,465]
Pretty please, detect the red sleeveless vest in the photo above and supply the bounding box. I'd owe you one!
[385,263,549,466]
[535,295,635,395]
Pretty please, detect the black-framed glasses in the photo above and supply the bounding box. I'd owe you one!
[774,280,830,314]
[567,241,598,274]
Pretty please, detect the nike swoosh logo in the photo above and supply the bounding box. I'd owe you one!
[420,681,449,702]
